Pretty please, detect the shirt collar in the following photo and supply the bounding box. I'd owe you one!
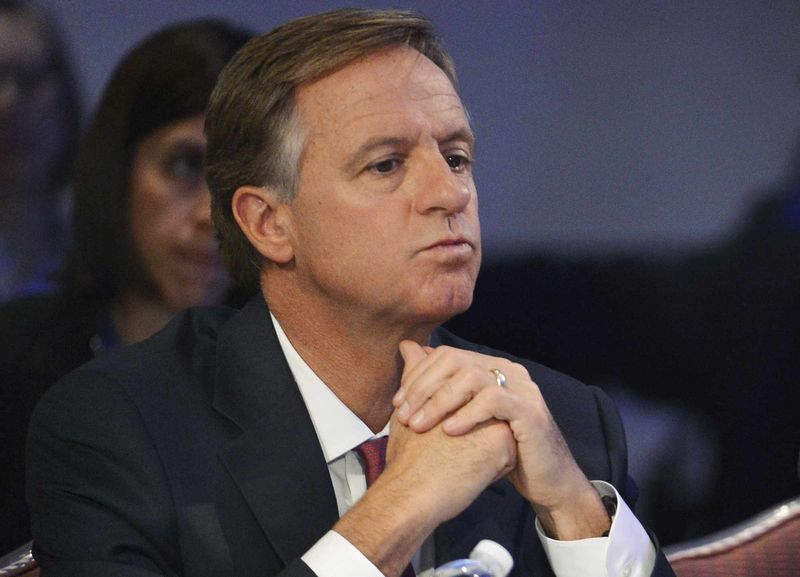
[270,313,387,464]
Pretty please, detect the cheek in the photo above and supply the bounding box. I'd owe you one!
[128,173,177,267]
[469,205,481,242]
[465,186,480,222]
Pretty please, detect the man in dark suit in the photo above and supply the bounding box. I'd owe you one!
[26,9,674,577]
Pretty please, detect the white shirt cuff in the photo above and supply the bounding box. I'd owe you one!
[302,530,385,577]
[535,481,657,577]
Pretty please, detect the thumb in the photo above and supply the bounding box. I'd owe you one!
[399,339,428,369]
[394,340,429,407]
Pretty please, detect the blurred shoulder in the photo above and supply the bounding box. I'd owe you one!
[30,305,240,443]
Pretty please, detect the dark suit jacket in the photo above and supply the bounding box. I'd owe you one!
[25,296,674,577]
[0,294,99,553]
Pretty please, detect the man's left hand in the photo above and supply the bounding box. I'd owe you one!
[394,340,611,540]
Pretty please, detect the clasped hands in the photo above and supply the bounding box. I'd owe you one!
[388,340,611,541]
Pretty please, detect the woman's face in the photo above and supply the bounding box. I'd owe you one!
[128,114,230,310]
[0,10,68,197]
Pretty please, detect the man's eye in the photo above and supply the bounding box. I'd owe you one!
[445,154,471,171]
[369,158,402,174]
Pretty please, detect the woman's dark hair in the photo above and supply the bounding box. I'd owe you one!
[65,19,251,304]
[0,0,82,195]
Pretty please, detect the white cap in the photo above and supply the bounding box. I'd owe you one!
[469,540,514,577]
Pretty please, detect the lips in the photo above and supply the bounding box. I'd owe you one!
[423,236,473,252]
[416,236,477,264]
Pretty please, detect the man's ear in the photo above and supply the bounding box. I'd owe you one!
[232,186,294,264]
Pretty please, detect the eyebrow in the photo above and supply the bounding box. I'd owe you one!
[137,137,204,164]
[164,138,205,151]
[344,136,413,174]
[439,127,476,153]
[343,127,476,174]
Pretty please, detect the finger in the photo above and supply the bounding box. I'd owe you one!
[399,343,446,390]
[399,340,428,368]
[402,349,519,429]
[399,347,469,424]
[407,364,496,432]
[401,345,493,406]
[394,340,430,412]
[442,384,514,436]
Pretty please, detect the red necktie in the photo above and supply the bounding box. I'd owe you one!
[355,437,416,577]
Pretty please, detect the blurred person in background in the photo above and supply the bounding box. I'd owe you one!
[0,18,252,554]
[0,0,81,301]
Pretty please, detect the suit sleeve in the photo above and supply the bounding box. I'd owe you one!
[26,368,183,577]
[590,385,677,577]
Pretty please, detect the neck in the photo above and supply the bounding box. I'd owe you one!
[264,281,437,433]
[111,291,178,347]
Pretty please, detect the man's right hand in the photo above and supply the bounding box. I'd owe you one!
[333,413,515,577]
[386,412,517,522]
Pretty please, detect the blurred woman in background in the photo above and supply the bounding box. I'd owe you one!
[0,0,81,301]
[0,18,252,553]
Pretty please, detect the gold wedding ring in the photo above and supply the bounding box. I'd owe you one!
[491,368,506,387]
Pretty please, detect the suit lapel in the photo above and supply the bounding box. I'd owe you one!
[212,297,339,566]
[209,304,525,569]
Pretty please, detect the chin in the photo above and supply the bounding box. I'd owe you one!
[166,282,228,310]
[417,286,474,325]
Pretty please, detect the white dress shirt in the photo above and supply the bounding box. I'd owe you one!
[270,314,656,577]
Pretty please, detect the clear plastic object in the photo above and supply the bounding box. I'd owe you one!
[433,539,514,577]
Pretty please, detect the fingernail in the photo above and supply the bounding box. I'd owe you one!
[393,387,406,406]
[397,401,410,421]
[410,410,425,428]
[442,417,458,434]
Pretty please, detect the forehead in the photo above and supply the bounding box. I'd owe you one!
[295,46,468,147]
[135,115,206,154]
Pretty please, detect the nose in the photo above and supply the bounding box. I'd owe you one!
[190,182,214,229]
[413,151,472,215]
